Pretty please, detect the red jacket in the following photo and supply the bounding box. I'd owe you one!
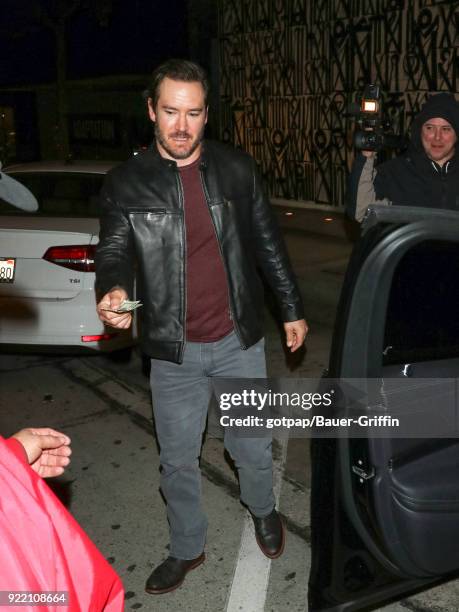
[0,436,124,611]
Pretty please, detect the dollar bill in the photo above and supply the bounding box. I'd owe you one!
[101,300,142,314]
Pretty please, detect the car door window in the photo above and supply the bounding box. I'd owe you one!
[383,240,459,366]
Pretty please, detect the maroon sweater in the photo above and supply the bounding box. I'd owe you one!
[179,158,233,342]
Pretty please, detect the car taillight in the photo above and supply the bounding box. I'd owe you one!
[81,333,117,342]
[43,245,96,272]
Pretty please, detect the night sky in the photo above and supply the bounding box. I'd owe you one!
[0,0,190,86]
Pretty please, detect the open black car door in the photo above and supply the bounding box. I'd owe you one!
[309,206,459,611]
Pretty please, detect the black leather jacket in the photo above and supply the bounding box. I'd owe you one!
[95,140,304,363]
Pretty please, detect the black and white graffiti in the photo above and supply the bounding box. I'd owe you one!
[218,0,459,206]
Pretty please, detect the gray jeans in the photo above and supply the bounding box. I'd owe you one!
[150,330,274,559]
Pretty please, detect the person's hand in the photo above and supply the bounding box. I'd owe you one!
[284,319,308,352]
[12,427,72,478]
[96,288,132,329]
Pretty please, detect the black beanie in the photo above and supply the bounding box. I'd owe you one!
[410,93,459,153]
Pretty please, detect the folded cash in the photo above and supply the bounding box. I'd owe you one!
[101,299,143,314]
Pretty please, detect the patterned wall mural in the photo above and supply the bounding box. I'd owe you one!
[217,0,459,207]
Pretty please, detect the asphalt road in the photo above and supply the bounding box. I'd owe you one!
[1,224,458,611]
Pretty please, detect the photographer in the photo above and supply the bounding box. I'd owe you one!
[348,93,459,222]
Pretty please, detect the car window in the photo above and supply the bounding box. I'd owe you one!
[0,172,105,217]
[383,240,459,364]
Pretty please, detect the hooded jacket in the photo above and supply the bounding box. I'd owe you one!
[348,93,459,221]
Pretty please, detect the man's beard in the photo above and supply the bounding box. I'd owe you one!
[154,123,204,161]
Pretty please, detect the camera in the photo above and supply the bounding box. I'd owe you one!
[349,84,406,152]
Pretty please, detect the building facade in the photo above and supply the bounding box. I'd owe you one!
[217,0,459,207]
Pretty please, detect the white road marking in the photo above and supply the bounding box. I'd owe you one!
[225,438,288,612]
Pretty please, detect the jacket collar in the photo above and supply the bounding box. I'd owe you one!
[408,148,458,176]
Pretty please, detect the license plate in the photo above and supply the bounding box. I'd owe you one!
[0,258,16,283]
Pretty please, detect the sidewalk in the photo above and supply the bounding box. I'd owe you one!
[273,204,356,328]
[273,202,359,241]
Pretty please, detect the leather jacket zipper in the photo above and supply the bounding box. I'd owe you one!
[199,169,246,349]
[433,160,448,208]
[441,162,448,208]
[175,170,187,362]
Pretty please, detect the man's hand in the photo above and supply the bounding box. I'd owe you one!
[284,319,308,352]
[97,288,132,329]
[12,427,72,478]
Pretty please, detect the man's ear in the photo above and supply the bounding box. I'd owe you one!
[205,106,209,125]
[147,98,156,123]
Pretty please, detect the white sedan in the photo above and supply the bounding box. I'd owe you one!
[0,160,135,352]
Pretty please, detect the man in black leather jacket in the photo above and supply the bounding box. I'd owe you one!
[95,59,307,594]
[348,93,459,221]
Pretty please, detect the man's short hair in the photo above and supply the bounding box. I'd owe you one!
[146,59,209,109]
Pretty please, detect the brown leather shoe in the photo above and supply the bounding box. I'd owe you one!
[145,553,205,594]
[252,509,285,558]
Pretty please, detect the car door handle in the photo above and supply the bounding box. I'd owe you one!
[352,464,375,481]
